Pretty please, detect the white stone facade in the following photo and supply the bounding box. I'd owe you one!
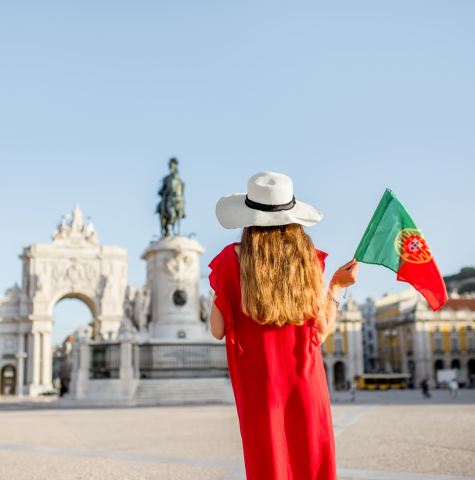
[359,298,378,373]
[0,206,128,396]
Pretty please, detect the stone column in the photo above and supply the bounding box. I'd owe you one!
[41,331,52,388]
[120,340,138,400]
[32,331,41,385]
[399,327,408,374]
[76,340,91,400]
[69,343,79,397]
[120,340,134,380]
[79,342,90,377]
[16,334,25,397]
[133,344,140,379]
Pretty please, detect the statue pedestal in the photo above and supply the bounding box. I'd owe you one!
[141,236,206,340]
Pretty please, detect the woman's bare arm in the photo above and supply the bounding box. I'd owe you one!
[315,259,359,344]
[210,245,241,340]
[210,296,225,340]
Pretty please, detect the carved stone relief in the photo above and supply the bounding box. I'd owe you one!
[166,252,193,289]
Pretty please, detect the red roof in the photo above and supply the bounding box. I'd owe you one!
[444,298,475,311]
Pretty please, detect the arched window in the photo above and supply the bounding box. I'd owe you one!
[434,359,444,372]
[333,362,346,391]
[1,365,16,395]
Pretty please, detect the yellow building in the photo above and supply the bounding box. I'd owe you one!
[320,296,364,391]
[370,288,475,386]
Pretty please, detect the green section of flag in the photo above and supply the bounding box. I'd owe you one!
[354,189,418,273]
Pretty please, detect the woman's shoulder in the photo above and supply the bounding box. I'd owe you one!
[209,244,239,293]
[209,243,239,267]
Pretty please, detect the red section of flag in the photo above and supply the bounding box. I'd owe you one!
[397,259,448,311]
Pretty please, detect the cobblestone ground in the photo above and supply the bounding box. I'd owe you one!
[0,390,474,480]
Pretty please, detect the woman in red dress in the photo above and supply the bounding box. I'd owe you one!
[209,172,359,480]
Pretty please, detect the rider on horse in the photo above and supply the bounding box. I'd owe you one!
[156,158,185,237]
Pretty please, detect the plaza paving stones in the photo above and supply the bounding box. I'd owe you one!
[0,391,473,479]
[335,404,475,478]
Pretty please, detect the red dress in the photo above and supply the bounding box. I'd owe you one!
[209,243,336,480]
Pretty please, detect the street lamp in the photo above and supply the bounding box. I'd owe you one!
[384,329,398,373]
[15,352,27,398]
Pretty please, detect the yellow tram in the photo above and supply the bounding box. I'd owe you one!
[357,374,411,390]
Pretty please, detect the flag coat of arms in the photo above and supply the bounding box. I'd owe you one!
[354,189,448,311]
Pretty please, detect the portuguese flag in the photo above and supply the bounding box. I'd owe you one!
[355,189,448,311]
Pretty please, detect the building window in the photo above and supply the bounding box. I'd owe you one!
[468,337,475,350]
[3,339,14,357]
[434,337,443,352]
[407,339,412,353]
[451,337,459,352]
[368,331,372,340]
[467,325,473,332]
[335,338,343,354]
[368,344,373,354]
[435,326,440,332]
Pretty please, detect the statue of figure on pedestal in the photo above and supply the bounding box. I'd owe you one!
[156,158,185,237]
[134,287,151,333]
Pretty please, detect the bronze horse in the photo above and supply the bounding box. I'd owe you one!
[156,158,185,237]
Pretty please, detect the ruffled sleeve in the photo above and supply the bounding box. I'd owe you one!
[309,249,328,354]
[209,246,243,357]
[316,249,328,273]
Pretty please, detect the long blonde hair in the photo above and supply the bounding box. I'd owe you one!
[239,223,326,327]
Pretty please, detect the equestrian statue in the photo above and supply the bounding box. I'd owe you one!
[156,158,185,237]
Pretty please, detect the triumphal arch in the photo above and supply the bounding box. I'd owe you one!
[0,205,128,396]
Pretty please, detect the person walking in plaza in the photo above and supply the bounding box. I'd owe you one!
[420,379,431,398]
[449,378,459,398]
[350,381,357,402]
[209,172,359,480]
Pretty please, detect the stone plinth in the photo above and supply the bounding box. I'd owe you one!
[141,237,206,340]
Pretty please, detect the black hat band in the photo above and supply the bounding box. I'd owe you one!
[245,195,296,212]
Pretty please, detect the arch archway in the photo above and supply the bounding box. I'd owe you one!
[333,362,346,391]
[51,292,98,341]
[21,206,127,396]
[52,297,94,393]
[1,365,16,395]
[434,359,444,373]
[451,359,460,369]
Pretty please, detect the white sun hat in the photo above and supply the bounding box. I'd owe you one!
[216,171,323,229]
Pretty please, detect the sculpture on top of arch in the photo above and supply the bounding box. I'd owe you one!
[52,204,98,245]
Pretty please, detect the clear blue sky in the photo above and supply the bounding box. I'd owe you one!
[1,1,474,344]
